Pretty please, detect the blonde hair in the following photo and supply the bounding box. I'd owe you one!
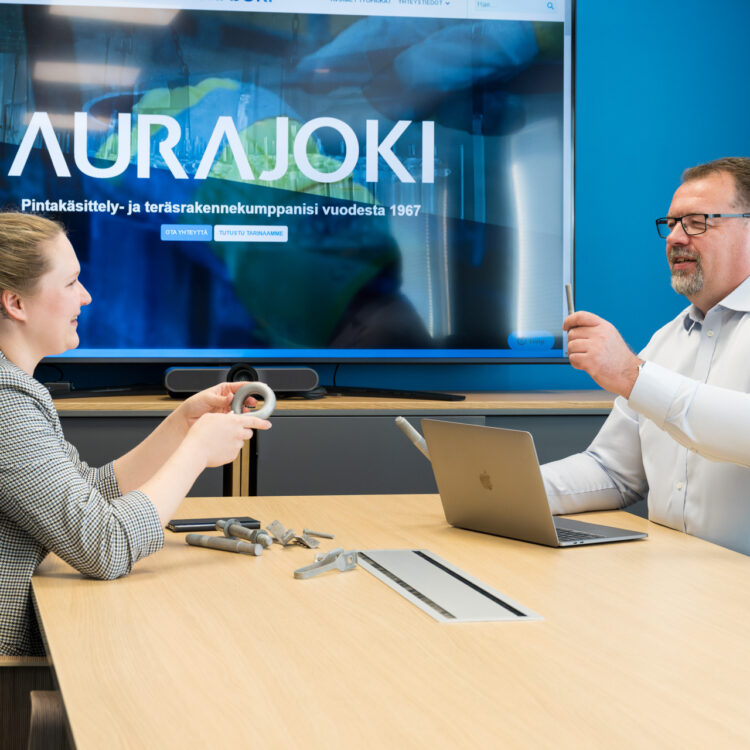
[0,213,65,317]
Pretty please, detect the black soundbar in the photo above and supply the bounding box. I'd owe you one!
[164,365,319,397]
[327,386,465,401]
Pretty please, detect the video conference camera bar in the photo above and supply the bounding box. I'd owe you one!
[164,364,320,398]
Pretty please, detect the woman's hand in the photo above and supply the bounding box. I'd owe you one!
[138,411,272,524]
[184,412,271,468]
[115,383,267,496]
[176,382,258,428]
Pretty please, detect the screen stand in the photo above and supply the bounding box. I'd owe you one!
[46,384,165,399]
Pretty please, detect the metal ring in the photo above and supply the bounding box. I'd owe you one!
[230,382,276,420]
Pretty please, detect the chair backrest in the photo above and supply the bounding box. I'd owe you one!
[0,656,52,750]
[27,690,69,750]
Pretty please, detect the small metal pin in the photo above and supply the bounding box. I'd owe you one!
[303,528,335,540]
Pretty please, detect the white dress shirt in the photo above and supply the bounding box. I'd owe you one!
[542,276,750,556]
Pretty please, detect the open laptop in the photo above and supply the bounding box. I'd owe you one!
[421,419,647,547]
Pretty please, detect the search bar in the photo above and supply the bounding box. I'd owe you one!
[471,0,564,21]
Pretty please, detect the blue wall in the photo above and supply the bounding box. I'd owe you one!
[331,0,750,392]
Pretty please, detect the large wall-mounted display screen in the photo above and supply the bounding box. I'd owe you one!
[0,0,573,361]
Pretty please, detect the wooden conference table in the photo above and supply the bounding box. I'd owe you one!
[32,495,750,749]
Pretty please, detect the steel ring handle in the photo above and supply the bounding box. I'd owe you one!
[230,382,276,420]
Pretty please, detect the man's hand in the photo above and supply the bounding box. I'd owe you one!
[564,311,642,398]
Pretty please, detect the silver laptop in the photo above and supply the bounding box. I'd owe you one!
[421,419,647,547]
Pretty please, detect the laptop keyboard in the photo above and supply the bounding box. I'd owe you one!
[556,527,603,543]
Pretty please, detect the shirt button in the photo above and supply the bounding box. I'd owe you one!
[676,482,684,490]
[707,330,715,337]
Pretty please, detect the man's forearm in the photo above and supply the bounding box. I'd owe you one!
[629,361,750,468]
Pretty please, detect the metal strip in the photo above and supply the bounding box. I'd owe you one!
[359,549,542,623]
[413,551,526,617]
[358,553,456,620]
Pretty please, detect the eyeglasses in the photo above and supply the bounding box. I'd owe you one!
[655,213,750,239]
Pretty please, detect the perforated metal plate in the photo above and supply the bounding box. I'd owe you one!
[358,549,542,623]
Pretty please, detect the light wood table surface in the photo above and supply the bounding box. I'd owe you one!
[52,390,616,415]
[32,494,750,749]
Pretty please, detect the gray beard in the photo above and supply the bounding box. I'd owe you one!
[670,262,704,297]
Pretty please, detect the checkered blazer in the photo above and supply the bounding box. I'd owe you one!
[0,352,163,656]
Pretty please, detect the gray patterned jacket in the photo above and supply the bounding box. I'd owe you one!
[0,352,163,655]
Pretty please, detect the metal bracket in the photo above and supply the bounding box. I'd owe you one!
[293,533,320,549]
[293,548,358,579]
[266,521,321,549]
[267,520,296,546]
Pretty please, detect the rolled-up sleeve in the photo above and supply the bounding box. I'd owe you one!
[65,441,122,501]
[0,390,163,580]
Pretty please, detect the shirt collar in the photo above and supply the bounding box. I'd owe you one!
[682,275,750,332]
[716,275,750,313]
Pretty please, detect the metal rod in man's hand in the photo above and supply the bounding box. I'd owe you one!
[565,283,575,315]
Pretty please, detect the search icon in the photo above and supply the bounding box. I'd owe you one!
[547,1,555,8]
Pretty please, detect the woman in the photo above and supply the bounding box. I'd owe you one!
[0,212,271,656]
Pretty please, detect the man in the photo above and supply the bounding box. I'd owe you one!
[542,157,750,555]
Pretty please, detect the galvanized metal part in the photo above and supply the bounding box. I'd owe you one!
[267,520,296,546]
[216,519,273,548]
[185,533,263,557]
[302,528,335,540]
[230,381,276,420]
[293,548,358,580]
[292,533,320,549]
[248,528,274,548]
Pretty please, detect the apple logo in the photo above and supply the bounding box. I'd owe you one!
[479,470,493,491]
